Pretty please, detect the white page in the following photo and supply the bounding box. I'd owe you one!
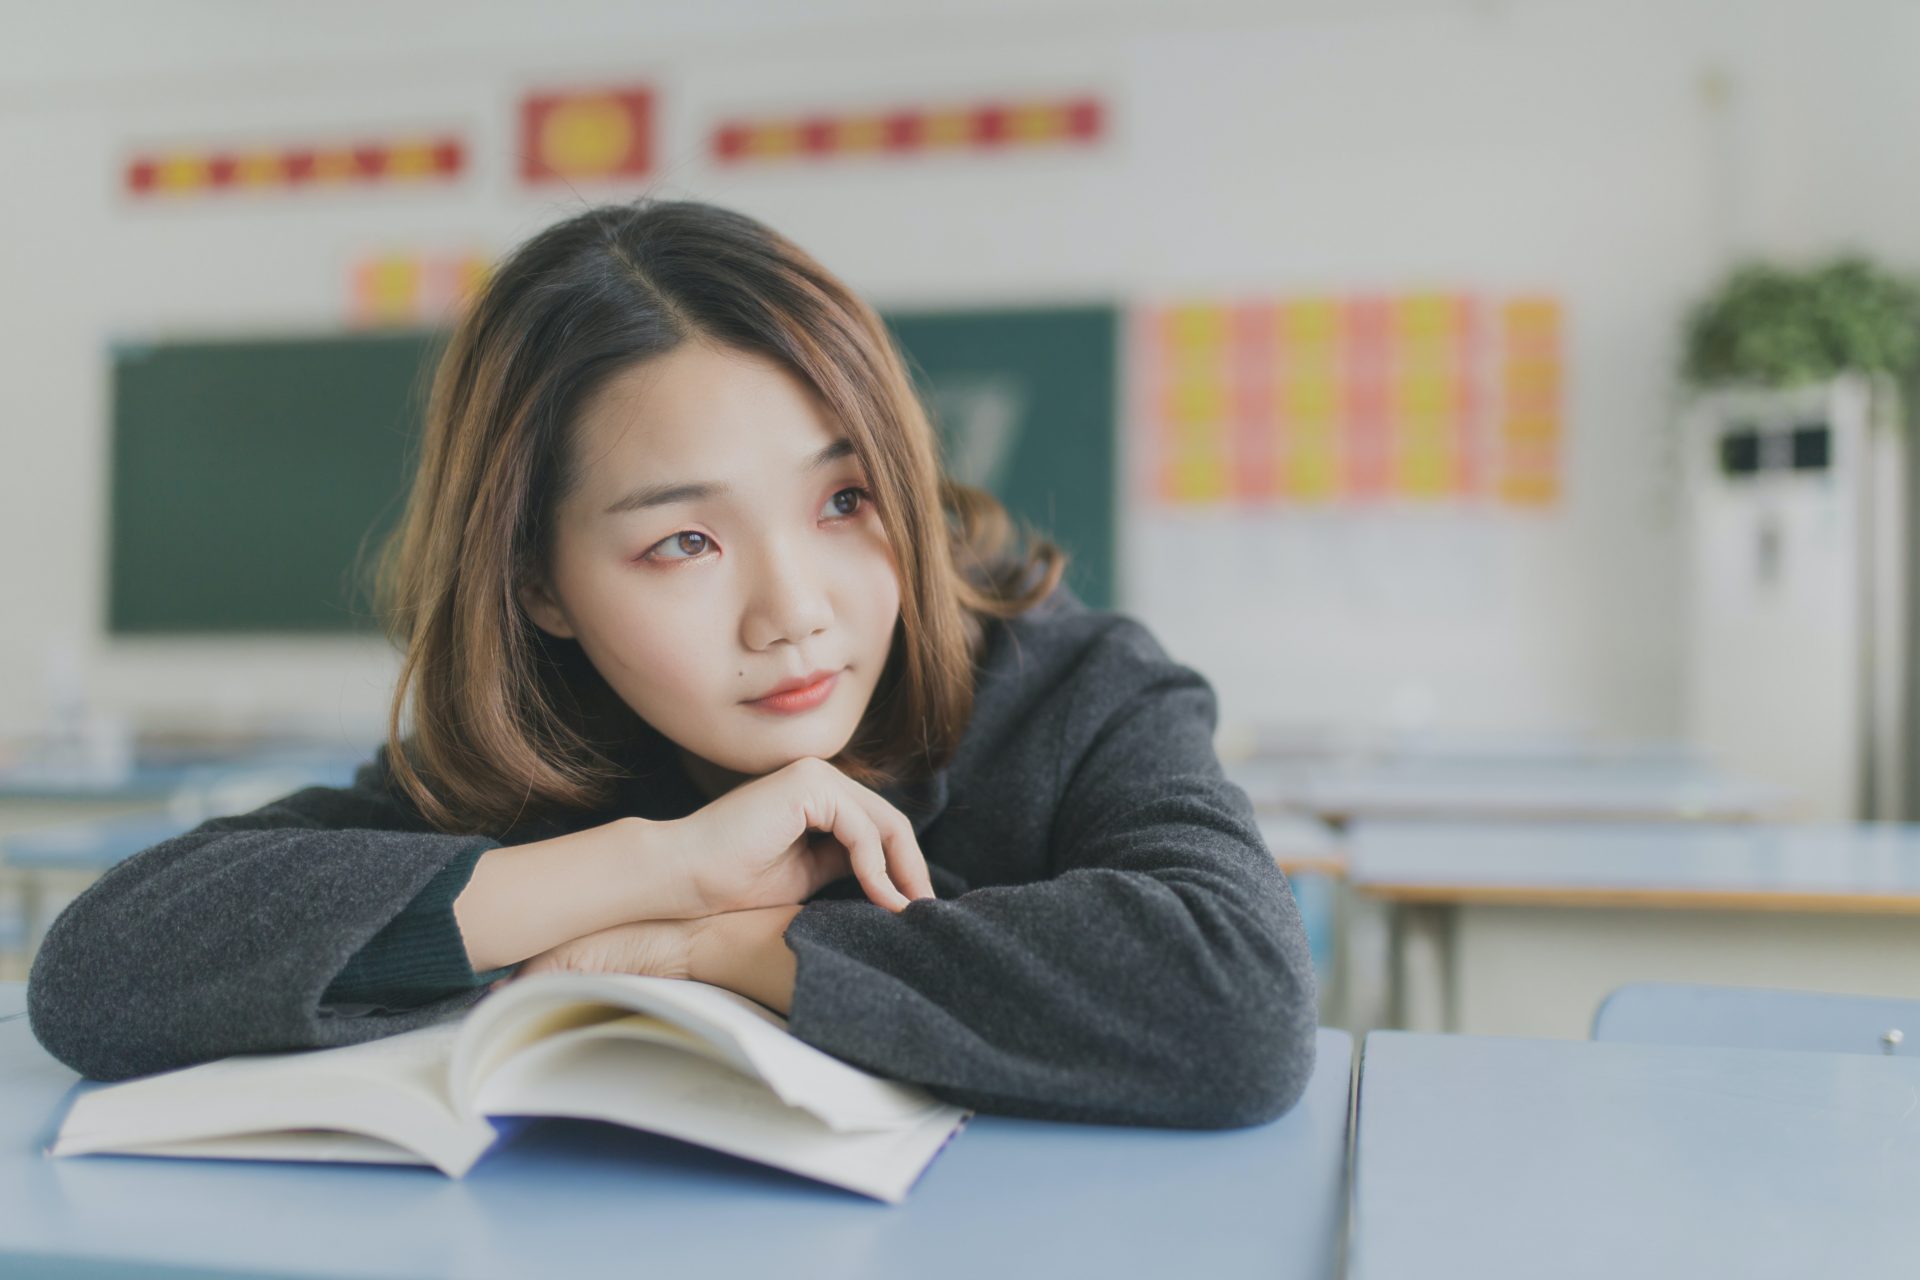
[101,1129,432,1167]
[51,1021,496,1176]
[454,975,948,1131]
[474,1029,969,1203]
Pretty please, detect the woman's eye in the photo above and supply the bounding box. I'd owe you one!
[823,486,874,519]
[647,531,711,562]
[645,490,870,564]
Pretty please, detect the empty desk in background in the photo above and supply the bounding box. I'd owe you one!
[0,985,1353,1278]
[0,755,219,803]
[1227,756,1786,827]
[1258,814,1347,1024]
[2,814,211,964]
[0,749,365,971]
[1350,1031,1920,1278]
[0,743,369,817]
[1350,820,1920,1036]
[1222,725,1702,771]
[0,760,197,857]
[0,769,193,975]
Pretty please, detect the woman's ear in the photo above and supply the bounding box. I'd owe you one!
[517,578,576,639]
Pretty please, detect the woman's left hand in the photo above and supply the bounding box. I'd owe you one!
[499,916,700,987]
[489,904,805,1014]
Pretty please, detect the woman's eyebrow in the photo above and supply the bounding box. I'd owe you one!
[601,438,857,517]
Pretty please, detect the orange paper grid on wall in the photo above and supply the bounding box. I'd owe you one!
[1498,298,1562,506]
[1139,294,1560,507]
[520,87,653,184]
[125,136,464,198]
[349,252,493,328]
[711,96,1103,164]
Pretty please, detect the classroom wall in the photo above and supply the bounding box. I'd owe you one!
[3,0,1917,753]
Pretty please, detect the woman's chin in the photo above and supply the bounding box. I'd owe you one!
[730,732,856,776]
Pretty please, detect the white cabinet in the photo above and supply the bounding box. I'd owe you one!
[1682,373,1907,820]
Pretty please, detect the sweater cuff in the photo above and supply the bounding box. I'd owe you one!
[319,839,516,1010]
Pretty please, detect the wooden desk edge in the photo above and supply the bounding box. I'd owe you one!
[1274,855,1348,879]
[1350,883,1920,914]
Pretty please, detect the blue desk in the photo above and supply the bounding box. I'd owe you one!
[0,742,367,803]
[1349,820,1920,907]
[1593,982,1920,1056]
[1350,821,1920,1035]
[0,985,1352,1277]
[0,761,200,804]
[1228,757,1785,825]
[4,747,367,876]
[1224,726,1703,780]
[4,814,207,874]
[1351,1031,1920,1277]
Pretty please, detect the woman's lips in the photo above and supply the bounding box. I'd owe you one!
[745,669,841,714]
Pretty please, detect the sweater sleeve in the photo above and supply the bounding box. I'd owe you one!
[318,839,517,1009]
[26,747,510,1082]
[780,619,1319,1130]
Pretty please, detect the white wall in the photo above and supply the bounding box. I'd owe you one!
[3,0,1917,751]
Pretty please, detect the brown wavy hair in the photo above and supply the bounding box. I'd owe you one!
[368,198,1068,834]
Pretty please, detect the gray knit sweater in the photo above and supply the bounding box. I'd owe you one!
[27,587,1318,1127]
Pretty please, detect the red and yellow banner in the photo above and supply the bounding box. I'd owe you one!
[349,252,492,328]
[520,86,654,184]
[712,96,1103,165]
[1497,298,1563,506]
[125,136,463,198]
[1140,293,1562,508]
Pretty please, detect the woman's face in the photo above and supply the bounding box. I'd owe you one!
[519,340,902,798]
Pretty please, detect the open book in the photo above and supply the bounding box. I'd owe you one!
[47,973,971,1203]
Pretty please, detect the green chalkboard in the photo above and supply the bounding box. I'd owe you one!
[887,306,1118,609]
[106,305,1118,633]
[108,331,439,634]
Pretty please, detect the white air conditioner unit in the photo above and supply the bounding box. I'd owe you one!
[1681,372,1907,820]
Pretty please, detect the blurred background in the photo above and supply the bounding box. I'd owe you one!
[5,0,1919,1036]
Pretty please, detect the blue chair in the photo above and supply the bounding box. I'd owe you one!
[1593,982,1920,1057]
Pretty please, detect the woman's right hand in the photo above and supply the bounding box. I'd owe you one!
[660,756,937,916]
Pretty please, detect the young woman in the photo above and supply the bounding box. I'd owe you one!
[28,199,1317,1127]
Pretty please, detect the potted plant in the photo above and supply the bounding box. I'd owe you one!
[1683,256,1920,389]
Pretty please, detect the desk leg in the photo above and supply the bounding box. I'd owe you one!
[1390,903,1455,1033]
[0,866,29,983]
[1327,875,1352,1030]
[1385,901,1405,1029]
[16,871,43,969]
[17,869,95,967]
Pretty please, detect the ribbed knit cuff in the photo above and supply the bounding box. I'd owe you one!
[319,838,516,1010]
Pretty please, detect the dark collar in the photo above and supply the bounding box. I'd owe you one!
[876,765,952,839]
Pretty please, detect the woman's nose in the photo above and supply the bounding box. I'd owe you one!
[741,540,833,650]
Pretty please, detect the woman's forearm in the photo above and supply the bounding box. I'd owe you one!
[453,817,699,972]
[690,904,803,1014]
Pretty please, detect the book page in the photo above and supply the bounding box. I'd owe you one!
[473,1029,969,1203]
[51,1021,497,1177]
[99,1129,431,1167]
[454,974,945,1131]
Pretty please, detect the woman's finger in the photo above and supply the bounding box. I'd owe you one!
[834,775,936,904]
[827,792,909,912]
[870,804,935,902]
